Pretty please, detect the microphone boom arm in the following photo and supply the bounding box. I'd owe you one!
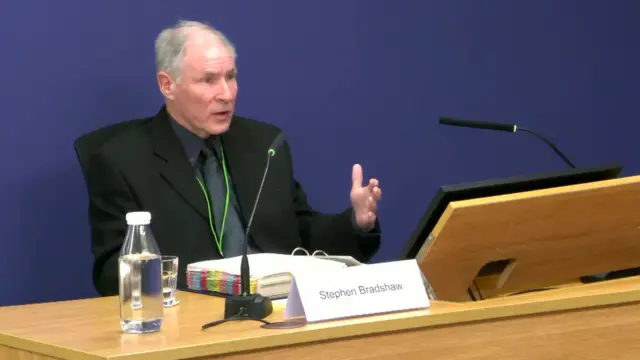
[517,127,576,168]
[240,152,273,296]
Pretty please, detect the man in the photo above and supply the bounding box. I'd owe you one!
[81,20,382,296]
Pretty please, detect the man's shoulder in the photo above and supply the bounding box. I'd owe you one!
[78,115,154,166]
[228,114,287,150]
[80,111,285,165]
[231,114,282,135]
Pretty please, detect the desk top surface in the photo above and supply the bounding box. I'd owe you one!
[1,277,640,360]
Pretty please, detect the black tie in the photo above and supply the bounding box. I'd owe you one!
[200,139,246,257]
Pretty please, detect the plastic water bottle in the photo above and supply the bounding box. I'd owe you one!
[118,211,163,333]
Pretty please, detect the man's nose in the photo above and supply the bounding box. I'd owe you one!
[215,80,233,102]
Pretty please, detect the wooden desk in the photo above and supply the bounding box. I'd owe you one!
[2,277,640,360]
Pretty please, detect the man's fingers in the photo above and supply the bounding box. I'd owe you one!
[368,211,376,223]
[373,187,382,200]
[368,197,377,212]
[366,179,382,200]
[352,164,363,190]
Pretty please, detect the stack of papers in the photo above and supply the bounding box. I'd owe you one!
[186,253,352,298]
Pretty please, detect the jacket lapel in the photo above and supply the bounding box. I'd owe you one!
[148,108,209,220]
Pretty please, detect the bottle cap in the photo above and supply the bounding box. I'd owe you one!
[126,211,151,225]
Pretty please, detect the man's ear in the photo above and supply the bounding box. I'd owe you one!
[157,71,176,100]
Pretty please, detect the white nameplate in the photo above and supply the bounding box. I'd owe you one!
[284,259,430,323]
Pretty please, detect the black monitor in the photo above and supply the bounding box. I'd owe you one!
[399,163,623,261]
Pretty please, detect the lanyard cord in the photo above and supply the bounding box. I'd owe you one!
[195,145,231,257]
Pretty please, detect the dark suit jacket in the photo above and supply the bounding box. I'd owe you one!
[83,107,381,296]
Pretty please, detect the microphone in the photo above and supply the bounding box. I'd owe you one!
[439,117,516,133]
[439,116,576,168]
[201,132,286,330]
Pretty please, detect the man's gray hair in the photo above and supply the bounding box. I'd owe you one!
[155,20,237,81]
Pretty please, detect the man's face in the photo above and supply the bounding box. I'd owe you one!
[163,32,238,137]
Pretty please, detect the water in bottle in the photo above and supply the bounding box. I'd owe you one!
[119,211,164,334]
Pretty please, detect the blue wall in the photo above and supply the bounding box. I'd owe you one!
[1,0,638,306]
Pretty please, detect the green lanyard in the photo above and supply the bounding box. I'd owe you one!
[195,145,230,257]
